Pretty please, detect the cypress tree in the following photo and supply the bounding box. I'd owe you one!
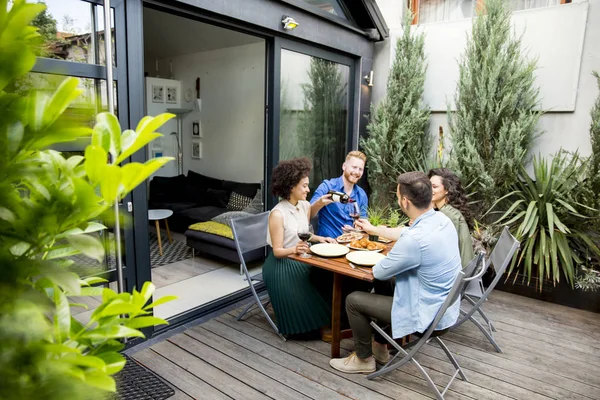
[448,0,542,216]
[361,12,430,208]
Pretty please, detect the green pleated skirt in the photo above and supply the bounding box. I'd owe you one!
[262,253,331,335]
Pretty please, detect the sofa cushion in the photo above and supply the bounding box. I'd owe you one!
[187,170,223,190]
[179,205,226,222]
[212,211,253,227]
[226,192,253,211]
[188,221,233,240]
[206,189,229,208]
[221,180,260,198]
[242,189,263,214]
[185,229,237,250]
[150,202,196,214]
[149,174,188,204]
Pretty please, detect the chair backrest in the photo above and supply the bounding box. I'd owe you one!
[230,212,270,263]
[484,226,520,294]
[460,251,486,297]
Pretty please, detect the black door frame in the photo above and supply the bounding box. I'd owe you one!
[122,0,368,340]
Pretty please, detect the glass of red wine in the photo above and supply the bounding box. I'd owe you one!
[349,202,361,232]
[297,224,314,258]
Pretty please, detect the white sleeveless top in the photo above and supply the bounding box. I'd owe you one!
[267,200,310,249]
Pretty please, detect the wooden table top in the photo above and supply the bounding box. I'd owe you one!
[288,239,395,282]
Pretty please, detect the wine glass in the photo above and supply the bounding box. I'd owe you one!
[349,202,361,232]
[297,224,314,258]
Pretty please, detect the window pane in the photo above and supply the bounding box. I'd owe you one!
[35,0,116,66]
[301,0,348,19]
[279,50,349,190]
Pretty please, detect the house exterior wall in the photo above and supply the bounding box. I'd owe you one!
[373,0,598,158]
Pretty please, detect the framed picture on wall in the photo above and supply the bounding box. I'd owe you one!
[152,85,164,103]
[192,121,201,138]
[166,86,178,104]
[191,140,202,159]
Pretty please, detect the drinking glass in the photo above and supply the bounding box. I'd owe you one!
[349,202,361,231]
[297,224,314,258]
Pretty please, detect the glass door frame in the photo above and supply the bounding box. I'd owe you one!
[266,37,360,210]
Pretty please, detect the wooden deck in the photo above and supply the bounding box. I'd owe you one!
[130,290,600,400]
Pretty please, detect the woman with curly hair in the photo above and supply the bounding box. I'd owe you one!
[264,157,336,337]
[428,168,475,269]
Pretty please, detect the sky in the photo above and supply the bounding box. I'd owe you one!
[42,0,106,34]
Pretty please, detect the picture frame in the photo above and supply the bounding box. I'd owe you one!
[166,86,178,104]
[151,84,164,103]
[192,121,201,138]
[191,140,202,159]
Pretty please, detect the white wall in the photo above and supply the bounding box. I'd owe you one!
[373,0,598,158]
[151,42,265,183]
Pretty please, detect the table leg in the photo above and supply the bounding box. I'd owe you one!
[155,220,163,256]
[165,219,173,243]
[331,272,342,358]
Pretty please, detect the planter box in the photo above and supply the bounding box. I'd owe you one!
[494,272,600,313]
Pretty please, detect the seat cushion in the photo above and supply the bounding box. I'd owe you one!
[150,202,197,213]
[179,206,227,222]
[185,229,237,250]
[188,221,234,240]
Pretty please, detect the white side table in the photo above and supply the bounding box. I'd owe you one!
[148,209,174,256]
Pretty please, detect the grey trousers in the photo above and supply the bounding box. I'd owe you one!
[346,291,393,359]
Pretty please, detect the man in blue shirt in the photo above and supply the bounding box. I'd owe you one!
[329,171,462,374]
[310,151,369,238]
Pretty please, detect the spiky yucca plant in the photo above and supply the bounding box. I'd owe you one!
[361,11,431,208]
[448,0,542,217]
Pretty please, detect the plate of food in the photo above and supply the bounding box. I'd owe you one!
[378,237,393,244]
[310,243,350,257]
[336,231,364,243]
[346,251,386,267]
[348,238,386,252]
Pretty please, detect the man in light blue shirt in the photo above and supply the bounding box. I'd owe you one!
[330,171,462,374]
[310,151,368,238]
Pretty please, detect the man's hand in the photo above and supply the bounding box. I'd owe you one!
[355,218,375,234]
[321,237,337,243]
[341,224,355,232]
[317,193,334,207]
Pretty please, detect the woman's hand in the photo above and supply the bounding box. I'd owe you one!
[294,240,310,255]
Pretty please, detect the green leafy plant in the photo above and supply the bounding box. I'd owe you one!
[448,0,542,218]
[587,71,600,214]
[0,1,176,398]
[361,11,431,208]
[367,206,388,227]
[488,151,600,289]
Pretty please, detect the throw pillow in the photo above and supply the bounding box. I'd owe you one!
[212,211,253,227]
[242,189,263,214]
[188,221,234,240]
[205,188,229,208]
[226,191,253,211]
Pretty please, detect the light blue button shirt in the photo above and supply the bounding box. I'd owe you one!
[372,209,462,339]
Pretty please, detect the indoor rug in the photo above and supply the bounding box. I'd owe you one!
[149,231,193,268]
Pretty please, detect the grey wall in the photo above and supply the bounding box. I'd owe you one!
[373,0,598,158]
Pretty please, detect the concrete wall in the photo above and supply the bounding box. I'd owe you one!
[373,0,598,158]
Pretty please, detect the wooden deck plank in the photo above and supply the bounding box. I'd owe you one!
[186,323,352,400]
[132,348,230,400]
[150,340,270,400]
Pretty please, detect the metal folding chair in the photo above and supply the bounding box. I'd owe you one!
[452,226,520,353]
[367,268,479,400]
[230,212,285,341]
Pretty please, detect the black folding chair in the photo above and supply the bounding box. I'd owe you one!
[367,268,477,400]
[452,226,520,353]
[230,212,285,341]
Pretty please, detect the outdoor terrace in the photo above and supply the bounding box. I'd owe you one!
[129,290,600,400]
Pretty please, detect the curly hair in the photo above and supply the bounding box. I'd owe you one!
[271,157,312,200]
[427,168,474,229]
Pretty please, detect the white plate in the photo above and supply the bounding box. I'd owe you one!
[310,243,350,257]
[346,251,386,266]
[347,244,383,253]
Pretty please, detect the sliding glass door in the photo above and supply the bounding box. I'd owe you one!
[267,39,358,206]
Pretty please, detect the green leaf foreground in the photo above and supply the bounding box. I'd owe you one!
[0,2,176,399]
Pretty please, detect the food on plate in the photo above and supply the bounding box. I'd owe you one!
[336,231,364,243]
[349,239,386,251]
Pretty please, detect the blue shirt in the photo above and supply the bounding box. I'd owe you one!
[372,209,462,339]
[310,176,368,238]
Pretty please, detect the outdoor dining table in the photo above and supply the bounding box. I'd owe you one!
[288,239,395,358]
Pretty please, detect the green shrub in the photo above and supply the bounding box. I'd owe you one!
[489,151,600,289]
[0,1,175,398]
